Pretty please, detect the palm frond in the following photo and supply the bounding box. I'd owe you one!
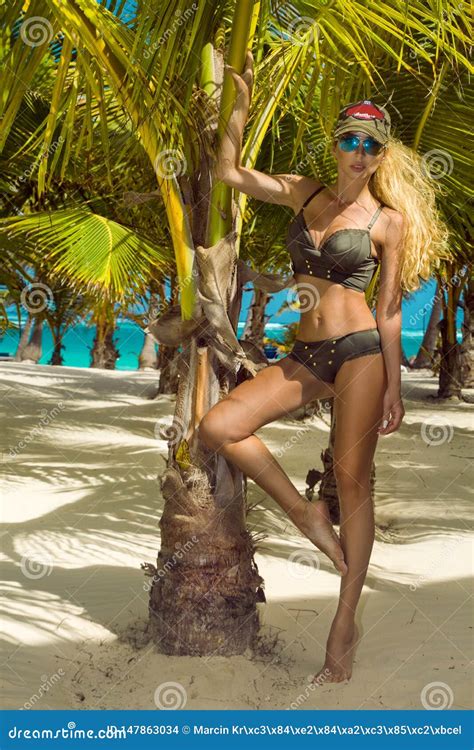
[0,209,169,298]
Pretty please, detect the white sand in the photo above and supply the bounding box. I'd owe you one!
[0,362,472,711]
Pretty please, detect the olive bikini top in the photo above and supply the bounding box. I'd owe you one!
[286,184,384,293]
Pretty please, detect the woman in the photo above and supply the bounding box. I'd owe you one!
[198,51,450,683]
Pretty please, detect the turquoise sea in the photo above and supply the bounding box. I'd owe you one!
[0,320,460,370]
[1,276,465,369]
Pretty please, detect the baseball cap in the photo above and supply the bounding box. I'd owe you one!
[333,100,391,145]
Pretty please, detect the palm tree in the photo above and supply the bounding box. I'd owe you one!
[19,315,44,364]
[435,262,470,399]
[238,197,294,351]
[394,57,472,398]
[1,0,470,654]
[460,275,473,390]
[413,280,443,369]
[49,295,88,366]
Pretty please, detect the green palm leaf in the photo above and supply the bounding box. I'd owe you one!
[0,209,168,297]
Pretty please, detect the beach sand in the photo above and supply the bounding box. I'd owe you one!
[1,361,472,711]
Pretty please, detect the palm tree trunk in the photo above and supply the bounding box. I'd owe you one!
[50,326,64,366]
[459,275,473,389]
[241,288,270,349]
[147,4,268,655]
[317,402,341,524]
[14,314,34,361]
[50,335,64,365]
[401,348,411,368]
[437,266,465,399]
[20,317,43,364]
[90,312,119,369]
[413,281,443,368]
[139,293,160,370]
[438,317,462,398]
[309,401,376,525]
[156,344,179,394]
[138,331,157,370]
[147,336,263,655]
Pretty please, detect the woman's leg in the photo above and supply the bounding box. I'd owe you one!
[312,350,387,683]
[198,355,348,575]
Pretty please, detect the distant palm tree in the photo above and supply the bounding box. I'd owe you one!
[413,280,443,369]
[460,276,474,390]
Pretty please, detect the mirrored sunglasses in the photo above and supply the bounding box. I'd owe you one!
[338,133,385,156]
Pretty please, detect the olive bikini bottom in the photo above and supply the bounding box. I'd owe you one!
[287,327,382,384]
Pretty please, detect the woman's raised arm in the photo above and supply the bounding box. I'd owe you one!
[215,50,309,211]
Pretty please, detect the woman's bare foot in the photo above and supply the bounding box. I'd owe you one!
[312,622,360,684]
[288,500,348,576]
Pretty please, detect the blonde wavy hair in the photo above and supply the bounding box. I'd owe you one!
[366,137,453,293]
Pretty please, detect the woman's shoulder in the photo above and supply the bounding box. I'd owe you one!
[376,206,404,257]
[382,208,405,243]
[290,176,326,214]
[378,205,404,234]
[381,205,403,221]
